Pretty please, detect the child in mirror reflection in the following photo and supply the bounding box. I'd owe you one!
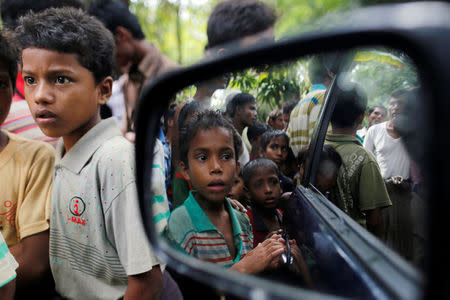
[165,110,285,275]
[243,159,313,287]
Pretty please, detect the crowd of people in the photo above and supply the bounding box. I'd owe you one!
[0,0,423,299]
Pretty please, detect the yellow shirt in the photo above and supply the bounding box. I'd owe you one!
[0,130,55,246]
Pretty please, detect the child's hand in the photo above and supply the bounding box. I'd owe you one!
[289,239,314,288]
[264,229,283,241]
[230,234,284,274]
[229,198,247,213]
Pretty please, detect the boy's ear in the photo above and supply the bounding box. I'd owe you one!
[114,26,133,42]
[235,161,241,175]
[259,147,265,158]
[97,76,113,105]
[180,161,190,181]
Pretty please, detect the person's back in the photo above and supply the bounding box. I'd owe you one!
[325,83,391,237]
[287,55,333,156]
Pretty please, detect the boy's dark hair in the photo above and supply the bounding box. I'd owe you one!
[89,0,145,40]
[242,158,280,188]
[260,130,289,152]
[247,122,269,143]
[178,100,205,132]
[391,88,409,99]
[297,144,342,176]
[368,105,387,115]
[15,7,114,84]
[179,110,242,167]
[206,0,276,50]
[226,92,256,118]
[0,31,18,90]
[330,82,367,128]
[1,0,85,30]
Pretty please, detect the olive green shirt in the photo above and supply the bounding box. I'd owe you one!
[325,134,392,227]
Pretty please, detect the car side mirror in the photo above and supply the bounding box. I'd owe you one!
[135,2,450,299]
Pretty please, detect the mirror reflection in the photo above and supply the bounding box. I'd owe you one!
[159,47,424,298]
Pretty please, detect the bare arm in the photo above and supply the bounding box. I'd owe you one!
[124,266,163,300]
[365,208,384,239]
[0,278,15,300]
[9,231,49,289]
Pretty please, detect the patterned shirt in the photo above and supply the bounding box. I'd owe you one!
[287,84,327,156]
[0,232,18,287]
[326,134,392,227]
[165,191,253,268]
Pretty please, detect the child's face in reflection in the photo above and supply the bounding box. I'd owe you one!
[247,166,281,209]
[228,175,245,202]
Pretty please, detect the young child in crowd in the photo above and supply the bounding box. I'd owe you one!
[242,158,283,245]
[243,158,313,287]
[247,122,269,160]
[16,8,163,299]
[0,30,55,298]
[259,130,296,192]
[266,108,286,130]
[227,169,248,207]
[165,110,285,273]
[297,144,342,196]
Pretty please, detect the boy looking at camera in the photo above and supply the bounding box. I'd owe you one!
[16,8,162,299]
[165,110,284,274]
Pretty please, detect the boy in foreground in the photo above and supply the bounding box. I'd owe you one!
[16,8,162,299]
[166,110,284,272]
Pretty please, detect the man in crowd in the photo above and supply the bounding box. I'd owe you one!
[364,88,413,260]
[357,105,387,141]
[325,83,391,238]
[287,55,334,156]
[89,0,179,136]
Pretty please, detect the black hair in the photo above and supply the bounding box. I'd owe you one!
[225,92,256,118]
[89,0,145,40]
[260,130,289,152]
[15,7,114,84]
[242,158,280,188]
[163,103,177,134]
[297,144,342,176]
[1,0,85,30]
[330,82,367,128]
[179,109,242,167]
[0,31,18,90]
[247,122,269,143]
[206,0,276,49]
[178,100,205,132]
[391,88,409,99]
[282,100,297,115]
[368,105,387,115]
[308,54,334,84]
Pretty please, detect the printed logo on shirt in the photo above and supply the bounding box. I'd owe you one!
[68,196,86,226]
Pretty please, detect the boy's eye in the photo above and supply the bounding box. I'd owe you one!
[24,76,35,85]
[56,76,70,84]
[222,153,233,160]
[282,147,288,153]
[196,154,207,161]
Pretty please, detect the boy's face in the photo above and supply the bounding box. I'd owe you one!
[181,127,238,205]
[262,136,289,167]
[236,102,257,127]
[227,175,245,201]
[22,48,112,147]
[247,166,281,209]
[0,61,13,125]
[367,107,386,127]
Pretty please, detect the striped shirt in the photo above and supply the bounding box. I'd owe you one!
[0,232,18,287]
[166,192,253,268]
[287,84,327,156]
